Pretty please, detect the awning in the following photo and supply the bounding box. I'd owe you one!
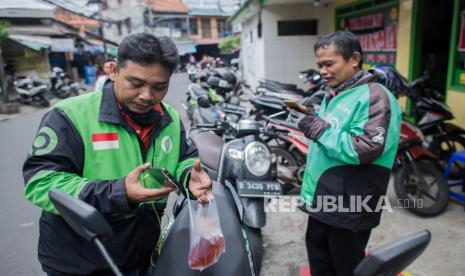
[9,34,51,51]
[177,43,197,55]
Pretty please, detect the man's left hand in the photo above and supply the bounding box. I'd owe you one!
[188,160,212,204]
[298,106,330,141]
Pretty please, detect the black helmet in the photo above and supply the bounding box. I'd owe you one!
[369,65,410,98]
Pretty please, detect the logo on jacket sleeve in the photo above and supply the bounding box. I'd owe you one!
[92,132,119,150]
[161,135,173,154]
[30,127,58,156]
[372,127,385,144]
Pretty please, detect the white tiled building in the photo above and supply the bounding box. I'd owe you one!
[231,0,332,89]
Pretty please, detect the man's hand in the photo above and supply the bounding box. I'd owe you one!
[189,160,212,204]
[125,163,174,203]
[298,106,330,141]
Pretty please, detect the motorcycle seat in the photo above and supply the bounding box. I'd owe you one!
[250,97,284,111]
[256,96,284,106]
[260,79,297,90]
[190,129,224,172]
[263,85,305,95]
[190,84,209,98]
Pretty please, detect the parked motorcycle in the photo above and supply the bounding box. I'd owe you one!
[48,188,431,276]
[148,119,284,275]
[393,120,450,216]
[249,69,329,121]
[184,68,245,124]
[371,64,465,180]
[188,80,247,126]
[264,112,308,195]
[187,64,197,82]
[5,66,50,107]
[408,72,465,179]
[50,67,85,99]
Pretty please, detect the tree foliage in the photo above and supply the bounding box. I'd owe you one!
[0,20,10,40]
[218,35,240,53]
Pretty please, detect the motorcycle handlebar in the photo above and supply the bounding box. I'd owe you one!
[193,123,216,129]
[260,126,290,136]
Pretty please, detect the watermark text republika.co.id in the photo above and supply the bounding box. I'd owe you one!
[264,195,423,213]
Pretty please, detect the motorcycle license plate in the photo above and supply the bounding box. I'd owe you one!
[237,180,282,198]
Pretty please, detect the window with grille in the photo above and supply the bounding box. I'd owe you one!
[190,18,198,35]
[202,18,211,38]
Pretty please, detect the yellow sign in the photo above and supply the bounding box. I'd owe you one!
[460,73,465,84]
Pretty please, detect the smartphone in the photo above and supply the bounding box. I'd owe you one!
[141,167,179,191]
[283,100,308,113]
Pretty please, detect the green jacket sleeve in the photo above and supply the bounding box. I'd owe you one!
[175,121,199,194]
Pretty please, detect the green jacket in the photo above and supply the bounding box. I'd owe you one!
[23,84,197,275]
[300,76,402,230]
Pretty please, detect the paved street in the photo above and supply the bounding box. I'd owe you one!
[1,73,465,275]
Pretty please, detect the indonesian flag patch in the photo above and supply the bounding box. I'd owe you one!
[92,132,119,150]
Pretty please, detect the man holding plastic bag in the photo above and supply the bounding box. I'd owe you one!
[23,33,214,275]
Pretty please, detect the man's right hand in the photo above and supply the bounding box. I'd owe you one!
[125,163,174,203]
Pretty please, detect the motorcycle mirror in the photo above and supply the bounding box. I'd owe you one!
[49,188,113,242]
[198,96,212,108]
[354,229,431,276]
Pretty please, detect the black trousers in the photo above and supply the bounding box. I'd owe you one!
[305,216,371,276]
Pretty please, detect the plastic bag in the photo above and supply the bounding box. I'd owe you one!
[187,193,225,270]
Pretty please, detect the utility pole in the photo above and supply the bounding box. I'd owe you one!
[88,0,107,58]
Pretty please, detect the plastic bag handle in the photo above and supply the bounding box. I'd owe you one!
[186,186,195,231]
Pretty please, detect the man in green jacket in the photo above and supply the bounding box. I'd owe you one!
[298,31,402,276]
[23,33,211,275]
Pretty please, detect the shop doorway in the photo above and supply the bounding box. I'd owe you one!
[413,0,453,97]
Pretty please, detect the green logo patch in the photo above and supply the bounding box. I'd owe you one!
[29,127,58,156]
[160,135,173,154]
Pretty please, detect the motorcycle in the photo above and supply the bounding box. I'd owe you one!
[48,188,432,276]
[144,119,285,275]
[50,67,85,99]
[371,62,465,180]
[188,78,247,126]
[249,70,329,121]
[187,64,197,82]
[5,70,50,107]
[264,112,308,195]
[393,120,450,216]
[183,68,245,124]
[407,71,465,179]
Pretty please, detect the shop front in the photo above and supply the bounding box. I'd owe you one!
[332,0,465,128]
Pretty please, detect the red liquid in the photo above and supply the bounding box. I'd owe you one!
[188,235,225,270]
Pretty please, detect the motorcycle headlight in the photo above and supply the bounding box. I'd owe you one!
[244,142,271,176]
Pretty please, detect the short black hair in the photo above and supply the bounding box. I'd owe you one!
[314,31,364,69]
[117,33,179,73]
[103,58,115,64]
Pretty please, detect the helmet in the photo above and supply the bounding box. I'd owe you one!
[369,65,409,98]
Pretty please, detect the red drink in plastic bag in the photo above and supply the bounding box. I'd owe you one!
[187,192,226,271]
[188,234,225,270]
